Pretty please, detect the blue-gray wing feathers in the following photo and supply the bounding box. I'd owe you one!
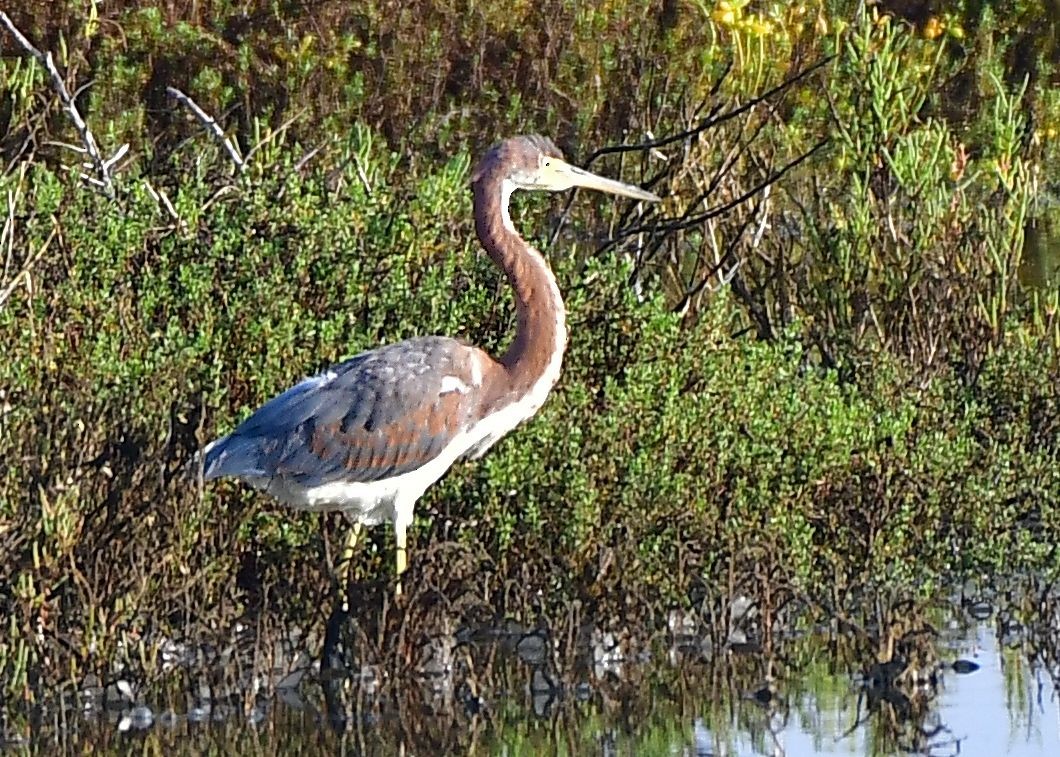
[202,337,486,487]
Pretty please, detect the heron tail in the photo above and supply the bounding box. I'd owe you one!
[197,434,268,481]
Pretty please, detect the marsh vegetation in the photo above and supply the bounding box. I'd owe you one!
[1,0,1059,752]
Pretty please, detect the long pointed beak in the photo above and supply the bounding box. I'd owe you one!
[554,160,661,202]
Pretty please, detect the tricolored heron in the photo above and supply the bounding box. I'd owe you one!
[200,135,660,594]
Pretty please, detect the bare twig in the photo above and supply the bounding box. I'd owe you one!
[0,11,126,197]
[243,107,306,165]
[750,184,772,249]
[582,56,834,169]
[143,180,183,229]
[352,153,372,196]
[200,184,239,214]
[275,140,328,202]
[607,139,829,244]
[0,225,56,311]
[166,86,245,172]
[1,168,22,283]
[548,59,830,251]
[293,142,325,174]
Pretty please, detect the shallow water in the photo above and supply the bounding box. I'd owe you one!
[1022,207,1060,289]
[6,610,1060,756]
[706,620,1060,757]
[936,625,1060,757]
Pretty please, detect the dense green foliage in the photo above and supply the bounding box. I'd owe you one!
[0,0,1058,709]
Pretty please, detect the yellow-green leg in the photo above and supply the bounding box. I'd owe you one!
[323,521,364,670]
[338,522,364,582]
[395,523,407,597]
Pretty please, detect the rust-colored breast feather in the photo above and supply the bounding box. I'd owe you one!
[216,336,501,486]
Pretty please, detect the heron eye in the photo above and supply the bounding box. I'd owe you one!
[544,160,551,167]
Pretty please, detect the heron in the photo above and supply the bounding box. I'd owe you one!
[200,135,660,595]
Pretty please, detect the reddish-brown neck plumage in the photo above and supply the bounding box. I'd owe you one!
[473,166,568,398]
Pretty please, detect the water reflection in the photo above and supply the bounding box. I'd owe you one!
[4,615,1060,755]
[939,624,1060,757]
[1021,211,1060,290]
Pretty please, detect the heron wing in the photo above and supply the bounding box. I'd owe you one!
[203,337,490,486]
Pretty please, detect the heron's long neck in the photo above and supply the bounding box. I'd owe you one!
[473,174,568,396]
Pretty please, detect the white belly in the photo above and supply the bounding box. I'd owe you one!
[244,377,557,529]
[248,475,403,526]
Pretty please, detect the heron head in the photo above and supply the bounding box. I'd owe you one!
[473,135,660,202]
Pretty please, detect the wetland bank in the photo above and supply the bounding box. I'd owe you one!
[2,1,1060,753]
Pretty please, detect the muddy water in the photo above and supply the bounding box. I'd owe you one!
[4,611,1059,756]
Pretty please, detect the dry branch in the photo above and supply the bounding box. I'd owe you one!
[609,139,828,245]
[0,11,127,197]
[582,56,834,168]
[166,86,245,172]
[0,225,56,311]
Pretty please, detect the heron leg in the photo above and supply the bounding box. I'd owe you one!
[394,523,407,597]
[337,522,364,582]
